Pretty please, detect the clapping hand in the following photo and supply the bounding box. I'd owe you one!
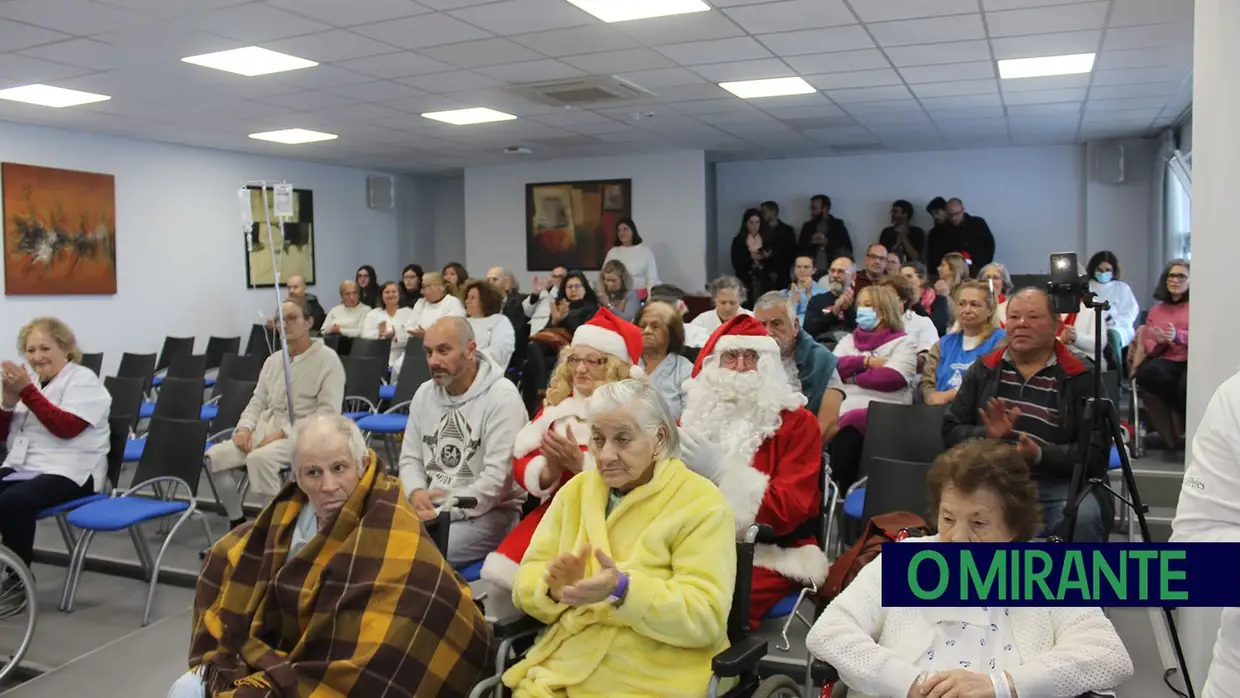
[1,361,28,408]
[546,545,590,602]
[551,299,570,323]
[978,398,1020,440]
[560,548,622,606]
[1017,433,1042,464]
[543,425,585,474]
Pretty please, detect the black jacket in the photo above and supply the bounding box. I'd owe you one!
[878,225,926,263]
[927,215,995,276]
[770,220,798,288]
[731,230,780,306]
[798,216,853,277]
[943,341,1108,482]
[803,291,856,340]
[304,294,327,333]
[914,295,950,336]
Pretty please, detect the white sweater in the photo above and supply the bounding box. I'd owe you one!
[362,306,414,370]
[469,314,516,370]
[806,540,1134,698]
[1171,370,1240,698]
[1061,302,1108,361]
[1089,279,1140,347]
[409,295,466,332]
[322,303,370,337]
[603,243,660,291]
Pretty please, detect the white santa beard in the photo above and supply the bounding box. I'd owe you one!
[681,361,802,465]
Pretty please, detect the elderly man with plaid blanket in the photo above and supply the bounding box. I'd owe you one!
[169,414,494,698]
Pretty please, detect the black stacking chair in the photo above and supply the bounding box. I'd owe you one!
[348,337,392,363]
[165,353,207,380]
[341,355,385,419]
[203,336,240,371]
[79,352,103,376]
[245,323,275,357]
[396,337,431,391]
[104,376,146,433]
[154,336,195,374]
[117,352,156,393]
[217,353,263,384]
[61,416,212,625]
[150,376,206,420]
[859,457,935,525]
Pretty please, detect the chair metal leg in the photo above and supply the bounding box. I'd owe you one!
[60,530,97,613]
[144,509,194,626]
[128,525,155,579]
[54,514,77,552]
[776,586,813,651]
[469,675,502,698]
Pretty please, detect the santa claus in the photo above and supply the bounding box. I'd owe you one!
[679,314,826,629]
[481,308,643,588]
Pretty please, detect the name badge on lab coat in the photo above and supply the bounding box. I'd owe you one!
[8,435,29,465]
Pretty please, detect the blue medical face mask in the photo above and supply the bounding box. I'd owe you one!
[1095,271,1113,284]
[856,307,880,331]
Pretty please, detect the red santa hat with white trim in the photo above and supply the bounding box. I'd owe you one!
[691,314,781,377]
[571,307,645,379]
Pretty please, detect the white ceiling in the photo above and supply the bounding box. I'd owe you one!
[0,0,1193,174]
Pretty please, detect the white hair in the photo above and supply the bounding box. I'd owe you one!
[291,413,367,478]
[754,290,796,323]
[709,275,747,302]
[585,379,680,459]
[680,352,805,467]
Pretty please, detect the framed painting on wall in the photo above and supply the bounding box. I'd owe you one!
[245,185,316,288]
[2,163,117,295]
[526,178,631,271]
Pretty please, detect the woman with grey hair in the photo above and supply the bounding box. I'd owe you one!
[690,275,752,336]
[977,262,1014,327]
[501,380,737,697]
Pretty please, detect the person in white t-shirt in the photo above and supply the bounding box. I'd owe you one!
[523,266,567,335]
[602,218,659,295]
[0,317,110,582]
[408,271,466,337]
[362,281,415,376]
[321,280,371,338]
[464,278,515,370]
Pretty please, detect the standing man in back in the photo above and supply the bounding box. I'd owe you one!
[286,275,326,333]
[799,195,853,277]
[928,198,995,277]
[400,317,527,566]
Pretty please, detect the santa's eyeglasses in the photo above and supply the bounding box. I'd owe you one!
[567,355,607,369]
[720,349,760,366]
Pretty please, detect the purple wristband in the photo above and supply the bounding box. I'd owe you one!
[609,572,629,605]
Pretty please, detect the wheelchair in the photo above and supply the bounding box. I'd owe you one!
[468,524,807,698]
[0,544,37,685]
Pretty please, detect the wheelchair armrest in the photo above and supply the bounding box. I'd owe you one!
[811,659,839,685]
[711,635,767,677]
[493,613,545,639]
[446,495,478,510]
[744,523,776,545]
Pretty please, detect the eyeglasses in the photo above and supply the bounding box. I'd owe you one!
[567,355,607,369]
[566,283,585,291]
[1167,273,1188,281]
[720,349,760,364]
[866,253,885,261]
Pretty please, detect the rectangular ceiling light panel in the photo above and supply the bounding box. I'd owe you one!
[998,53,1095,80]
[422,108,518,125]
[183,47,318,77]
[565,0,711,23]
[249,128,338,144]
[720,77,817,99]
[0,84,110,107]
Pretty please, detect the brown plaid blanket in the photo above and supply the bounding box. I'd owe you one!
[189,451,494,697]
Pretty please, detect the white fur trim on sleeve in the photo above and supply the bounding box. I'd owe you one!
[714,335,780,355]
[718,464,770,535]
[480,552,519,589]
[572,323,629,362]
[522,455,558,498]
[755,543,829,587]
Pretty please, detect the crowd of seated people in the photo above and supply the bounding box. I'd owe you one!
[0,204,1180,697]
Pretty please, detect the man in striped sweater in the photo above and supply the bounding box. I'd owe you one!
[943,287,1113,542]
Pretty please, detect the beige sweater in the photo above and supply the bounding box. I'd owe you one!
[322,303,370,337]
[239,339,345,437]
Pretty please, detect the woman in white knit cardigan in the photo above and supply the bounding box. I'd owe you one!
[807,440,1133,698]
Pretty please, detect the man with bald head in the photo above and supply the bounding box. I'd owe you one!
[944,288,1112,541]
[487,265,530,373]
[398,316,527,564]
[285,274,326,333]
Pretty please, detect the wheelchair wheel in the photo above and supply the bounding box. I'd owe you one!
[0,545,37,685]
[752,674,802,698]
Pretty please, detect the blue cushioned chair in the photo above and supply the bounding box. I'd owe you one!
[357,343,428,470]
[378,383,396,401]
[60,417,213,626]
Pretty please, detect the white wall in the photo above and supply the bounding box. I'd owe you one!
[716,146,1090,278]
[1085,139,1159,304]
[432,177,467,268]
[464,150,709,293]
[0,121,401,375]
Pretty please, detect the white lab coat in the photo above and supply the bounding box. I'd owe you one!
[1171,370,1240,698]
[4,362,111,490]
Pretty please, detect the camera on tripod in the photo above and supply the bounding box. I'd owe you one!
[1046,251,1097,314]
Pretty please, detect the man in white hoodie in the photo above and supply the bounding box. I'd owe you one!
[399,316,527,565]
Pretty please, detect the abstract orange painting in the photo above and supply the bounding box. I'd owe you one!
[3,163,117,295]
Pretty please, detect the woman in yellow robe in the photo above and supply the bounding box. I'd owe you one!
[503,379,737,698]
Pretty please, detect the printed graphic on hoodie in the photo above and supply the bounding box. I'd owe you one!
[422,407,482,489]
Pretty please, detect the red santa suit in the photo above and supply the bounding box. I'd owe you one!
[480,307,644,588]
[681,314,828,629]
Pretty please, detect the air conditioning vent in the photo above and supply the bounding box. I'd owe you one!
[515,76,654,106]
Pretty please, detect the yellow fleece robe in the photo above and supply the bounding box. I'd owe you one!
[502,457,736,698]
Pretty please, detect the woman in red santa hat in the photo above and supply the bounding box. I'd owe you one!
[481,307,644,589]
[678,314,826,629]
